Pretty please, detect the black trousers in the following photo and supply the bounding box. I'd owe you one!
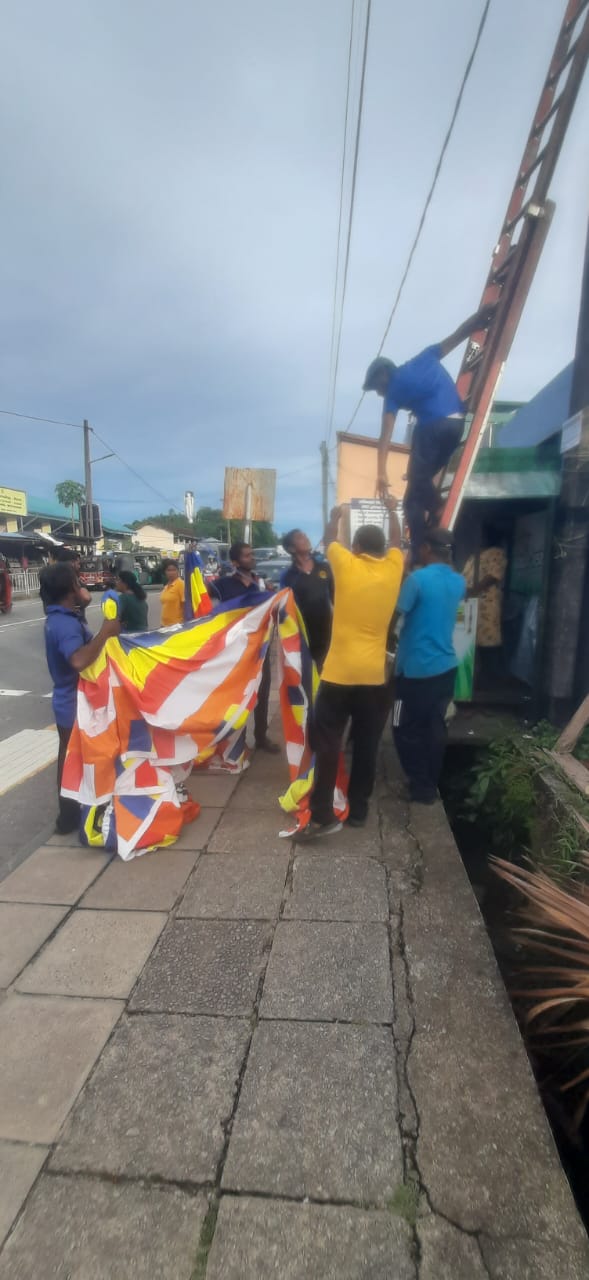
[392,669,456,801]
[404,417,464,554]
[254,650,271,745]
[311,682,388,825]
[56,724,81,834]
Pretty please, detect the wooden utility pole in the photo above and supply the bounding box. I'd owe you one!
[83,419,93,545]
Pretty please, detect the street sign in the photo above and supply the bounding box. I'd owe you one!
[348,498,391,540]
[560,411,583,454]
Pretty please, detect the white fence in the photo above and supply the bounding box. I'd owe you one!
[11,569,41,597]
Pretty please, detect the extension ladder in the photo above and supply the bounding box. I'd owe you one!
[441,0,589,529]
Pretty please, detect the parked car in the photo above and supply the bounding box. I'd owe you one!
[256,557,289,589]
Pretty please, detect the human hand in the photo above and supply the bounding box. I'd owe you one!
[101,617,121,638]
[376,474,389,501]
[329,506,343,522]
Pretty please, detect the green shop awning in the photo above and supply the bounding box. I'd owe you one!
[462,446,561,500]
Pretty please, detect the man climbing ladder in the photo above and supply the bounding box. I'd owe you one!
[363,302,493,555]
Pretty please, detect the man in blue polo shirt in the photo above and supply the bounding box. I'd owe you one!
[211,541,279,754]
[392,528,465,804]
[363,303,494,555]
[44,562,120,833]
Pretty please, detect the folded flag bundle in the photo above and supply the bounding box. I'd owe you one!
[62,588,342,858]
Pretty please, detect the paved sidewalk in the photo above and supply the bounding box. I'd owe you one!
[0,720,588,1278]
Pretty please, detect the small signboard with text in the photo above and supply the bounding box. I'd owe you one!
[0,486,27,516]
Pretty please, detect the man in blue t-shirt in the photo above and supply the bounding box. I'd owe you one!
[363,304,494,555]
[392,527,465,804]
[44,562,120,834]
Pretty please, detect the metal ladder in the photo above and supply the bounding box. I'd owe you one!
[441,0,589,530]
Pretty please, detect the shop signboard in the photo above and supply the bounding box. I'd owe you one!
[0,486,27,516]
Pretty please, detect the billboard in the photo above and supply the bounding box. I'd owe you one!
[223,468,276,522]
[0,486,27,516]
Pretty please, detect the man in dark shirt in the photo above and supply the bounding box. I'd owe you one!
[363,303,494,555]
[212,542,279,753]
[40,546,89,621]
[279,529,333,672]
[44,562,120,834]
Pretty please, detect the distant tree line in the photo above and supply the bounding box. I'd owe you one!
[131,507,278,548]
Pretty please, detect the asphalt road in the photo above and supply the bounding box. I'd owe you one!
[0,591,161,879]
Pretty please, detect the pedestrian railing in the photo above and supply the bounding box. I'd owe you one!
[11,569,41,597]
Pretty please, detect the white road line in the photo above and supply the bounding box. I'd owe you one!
[0,689,30,697]
[0,727,59,796]
[0,603,101,632]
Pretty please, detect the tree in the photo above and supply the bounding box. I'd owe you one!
[55,480,85,529]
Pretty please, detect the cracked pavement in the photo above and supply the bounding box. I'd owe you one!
[0,726,587,1278]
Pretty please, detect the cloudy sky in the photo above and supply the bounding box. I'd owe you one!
[1,0,587,539]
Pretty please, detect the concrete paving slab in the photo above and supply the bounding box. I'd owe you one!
[0,1141,47,1248]
[260,921,393,1023]
[417,1215,488,1279]
[0,846,109,906]
[207,1195,414,1280]
[223,1020,401,1202]
[0,1173,207,1279]
[16,909,166,999]
[0,903,68,987]
[186,773,240,806]
[0,993,122,1143]
[227,779,283,812]
[46,829,82,847]
[130,919,272,1015]
[52,1013,249,1181]
[481,1235,589,1279]
[178,852,289,919]
[297,814,382,859]
[284,854,388,921]
[208,809,287,855]
[171,807,222,850]
[80,848,199,911]
[410,1019,589,1242]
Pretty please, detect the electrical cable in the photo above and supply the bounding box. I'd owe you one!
[90,427,182,511]
[325,0,372,449]
[0,408,81,429]
[324,0,356,439]
[341,0,492,435]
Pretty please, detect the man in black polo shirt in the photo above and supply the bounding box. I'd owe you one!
[212,541,279,753]
[280,529,333,672]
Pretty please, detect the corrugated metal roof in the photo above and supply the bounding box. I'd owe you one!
[497,365,573,448]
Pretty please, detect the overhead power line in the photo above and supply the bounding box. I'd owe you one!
[325,0,372,449]
[324,0,356,439]
[342,0,492,435]
[0,407,182,511]
[0,407,81,429]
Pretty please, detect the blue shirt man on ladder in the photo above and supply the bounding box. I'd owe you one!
[363,303,494,556]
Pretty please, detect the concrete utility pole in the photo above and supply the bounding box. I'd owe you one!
[320,441,329,530]
[83,419,93,542]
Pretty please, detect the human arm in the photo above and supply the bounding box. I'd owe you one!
[376,412,396,499]
[324,505,342,550]
[383,493,401,549]
[69,617,121,672]
[438,303,497,358]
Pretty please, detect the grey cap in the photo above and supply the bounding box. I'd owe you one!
[363,356,395,392]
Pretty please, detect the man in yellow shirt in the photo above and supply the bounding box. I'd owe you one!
[296,500,403,841]
[160,560,185,627]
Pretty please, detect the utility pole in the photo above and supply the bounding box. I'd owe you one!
[320,441,329,530]
[83,419,93,545]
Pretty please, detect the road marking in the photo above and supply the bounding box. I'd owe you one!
[0,727,59,796]
[0,603,101,632]
[0,689,30,697]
